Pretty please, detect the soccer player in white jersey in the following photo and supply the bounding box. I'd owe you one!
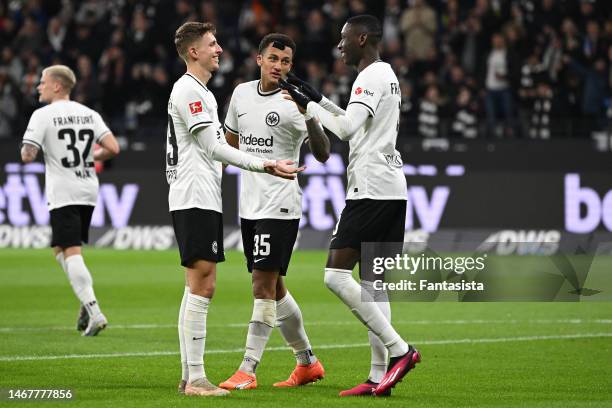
[218,33,329,391]
[280,15,420,397]
[20,65,120,337]
[168,22,304,397]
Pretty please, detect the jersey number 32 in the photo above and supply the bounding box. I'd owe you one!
[58,128,94,168]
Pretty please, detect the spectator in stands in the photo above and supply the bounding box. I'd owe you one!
[0,68,19,139]
[73,55,101,110]
[583,20,608,64]
[450,14,486,76]
[1,0,610,141]
[565,54,609,136]
[47,16,67,54]
[484,33,515,137]
[1,46,23,84]
[400,0,437,62]
[528,75,560,139]
[450,86,479,139]
[12,16,44,56]
[418,85,442,138]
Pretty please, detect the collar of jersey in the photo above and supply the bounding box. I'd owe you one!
[184,73,209,92]
[257,81,281,97]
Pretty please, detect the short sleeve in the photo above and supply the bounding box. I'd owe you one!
[92,111,112,143]
[347,69,383,117]
[177,87,214,134]
[224,89,239,135]
[22,109,46,150]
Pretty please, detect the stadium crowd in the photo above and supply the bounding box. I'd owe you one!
[0,0,611,140]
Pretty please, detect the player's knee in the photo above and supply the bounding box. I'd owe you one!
[323,269,335,291]
[252,270,278,299]
[324,268,351,294]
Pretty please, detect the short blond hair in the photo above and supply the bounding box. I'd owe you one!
[43,65,77,93]
[175,22,216,60]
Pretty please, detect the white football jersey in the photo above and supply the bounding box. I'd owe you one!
[346,61,407,200]
[225,80,307,219]
[22,100,110,210]
[166,73,225,213]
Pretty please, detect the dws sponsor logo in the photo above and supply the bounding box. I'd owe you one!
[478,230,561,255]
[95,226,175,250]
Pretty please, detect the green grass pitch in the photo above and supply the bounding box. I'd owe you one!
[1,248,611,407]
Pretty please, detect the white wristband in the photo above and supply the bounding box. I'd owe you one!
[303,111,314,121]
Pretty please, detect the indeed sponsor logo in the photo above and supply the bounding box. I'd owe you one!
[240,133,273,147]
[565,173,612,233]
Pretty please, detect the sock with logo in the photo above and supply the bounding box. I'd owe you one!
[64,255,101,317]
[183,293,210,382]
[239,299,276,375]
[178,286,189,382]
[324,268,408,358]
[276,291,318,366]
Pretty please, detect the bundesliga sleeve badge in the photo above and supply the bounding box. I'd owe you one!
[189,101,203,115]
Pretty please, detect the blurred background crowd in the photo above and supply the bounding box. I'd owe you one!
[0,0,611,141]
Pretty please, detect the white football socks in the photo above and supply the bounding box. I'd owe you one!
[55,252,66,271]
[183,293,210,382]
[324,268,408,358]
[276,291,317,366]
[64,254,101,317]
[239,299,276,375]
[178,286,189,382]
[362,280,391,383]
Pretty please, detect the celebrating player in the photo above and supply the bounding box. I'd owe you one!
[168,22,304,397]
[21,65,120,337]
[280,15,421,396]
[219,34,329,391]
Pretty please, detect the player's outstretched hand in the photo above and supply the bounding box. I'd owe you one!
[279,78,311,111]
[287,72,323,103]
[263,159,306,180]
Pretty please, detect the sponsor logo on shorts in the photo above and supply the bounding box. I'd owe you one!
[212,241,218,254]
[166,169,177,184]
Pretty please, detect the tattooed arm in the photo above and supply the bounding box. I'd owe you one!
[21,143,40,163]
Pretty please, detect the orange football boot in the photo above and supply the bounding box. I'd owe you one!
[219,370,257,390]
[273,361,325,387]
